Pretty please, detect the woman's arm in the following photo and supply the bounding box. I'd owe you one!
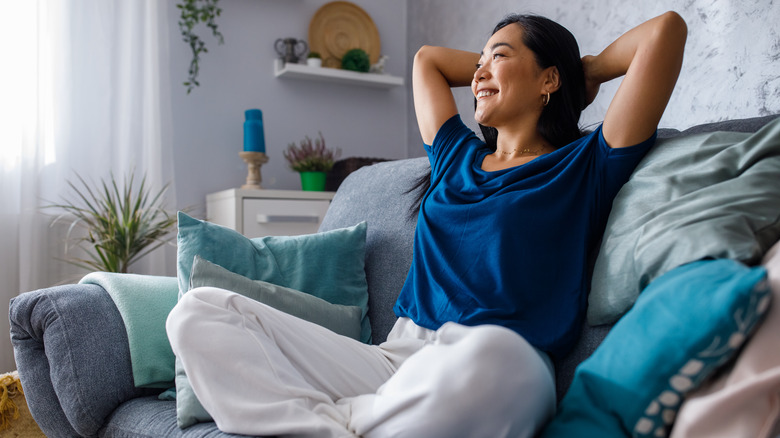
[584,11,687,148]
[412,45,480,145]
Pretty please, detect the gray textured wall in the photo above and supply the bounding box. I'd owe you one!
[406,0,780,157]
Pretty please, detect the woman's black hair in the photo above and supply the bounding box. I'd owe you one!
[408,14,586,218]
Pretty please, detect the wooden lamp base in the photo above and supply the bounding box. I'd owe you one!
[239,151,269,189]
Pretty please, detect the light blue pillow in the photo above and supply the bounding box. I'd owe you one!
[542,259,771,438]
[174,212,370,428]
[589,119,780,325]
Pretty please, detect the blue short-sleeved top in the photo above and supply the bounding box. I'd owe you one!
[393,115,655,359]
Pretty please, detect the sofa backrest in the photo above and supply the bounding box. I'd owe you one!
[319,157,429,344]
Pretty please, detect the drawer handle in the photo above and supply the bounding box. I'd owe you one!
[256,214,320,224]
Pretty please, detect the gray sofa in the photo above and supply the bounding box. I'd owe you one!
[9,113,780,437]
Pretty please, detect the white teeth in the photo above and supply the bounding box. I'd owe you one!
[477,90,497,98]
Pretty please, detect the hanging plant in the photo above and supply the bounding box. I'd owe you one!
[177,0,224,94]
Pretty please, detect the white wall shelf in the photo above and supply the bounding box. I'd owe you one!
[274,59,404,89]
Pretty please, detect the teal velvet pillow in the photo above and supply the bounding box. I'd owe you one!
[174,256,364,427]
[542,259,771,438]
[174,212,370,428]
[176,212,370,343]
[589,118,780,325]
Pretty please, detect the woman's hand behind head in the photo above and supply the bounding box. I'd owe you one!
[581,55,601,109]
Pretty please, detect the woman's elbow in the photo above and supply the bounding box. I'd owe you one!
[414,45,436,67]
[413,45,444,80]
[659,11,688,45]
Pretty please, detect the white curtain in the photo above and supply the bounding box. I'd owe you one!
[0,1,176,372]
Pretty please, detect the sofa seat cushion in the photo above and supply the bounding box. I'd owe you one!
[101,396,243,437]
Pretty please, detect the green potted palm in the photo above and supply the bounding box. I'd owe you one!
[47,172,179,274]
[283,132,341,191]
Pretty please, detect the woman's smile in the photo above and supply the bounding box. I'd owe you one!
[476,89,498,99]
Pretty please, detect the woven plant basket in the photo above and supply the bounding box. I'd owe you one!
[0,371,45,437]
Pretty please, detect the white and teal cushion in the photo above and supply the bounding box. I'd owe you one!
[542,259,771,438]
[589,118,780,325]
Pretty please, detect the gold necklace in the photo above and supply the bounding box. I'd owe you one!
[497,146,547,156]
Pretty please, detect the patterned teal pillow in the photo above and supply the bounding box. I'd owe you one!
[542,259,771,438]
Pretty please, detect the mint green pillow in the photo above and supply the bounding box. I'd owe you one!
[174,212,370,428]
[589,119,780,325]
[174,256,364,427]
[542,259,771,438]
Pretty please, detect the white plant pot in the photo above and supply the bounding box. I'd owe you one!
[307,58,322,68]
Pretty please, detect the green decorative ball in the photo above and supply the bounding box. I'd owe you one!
[341,48,370,72]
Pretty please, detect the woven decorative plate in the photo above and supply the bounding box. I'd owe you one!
[308,1,381,69]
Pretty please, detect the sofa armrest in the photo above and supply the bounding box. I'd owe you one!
[10,284,149,437]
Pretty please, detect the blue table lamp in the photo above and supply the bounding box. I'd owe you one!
[240,109,269,189]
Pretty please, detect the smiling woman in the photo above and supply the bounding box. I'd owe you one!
[400,10,685,437]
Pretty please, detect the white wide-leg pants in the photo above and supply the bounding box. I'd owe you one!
[166,287,556,438]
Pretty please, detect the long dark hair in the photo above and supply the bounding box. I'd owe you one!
[408,14,586,217]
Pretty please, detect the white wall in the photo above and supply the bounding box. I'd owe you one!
[167,0,409,218]
[406,0,780,157]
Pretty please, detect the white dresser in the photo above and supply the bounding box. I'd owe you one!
[206,188,335,238]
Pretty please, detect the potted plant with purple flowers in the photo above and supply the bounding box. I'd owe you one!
[283,132,341,191]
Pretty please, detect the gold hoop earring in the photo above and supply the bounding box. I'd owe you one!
[543,92,550,106]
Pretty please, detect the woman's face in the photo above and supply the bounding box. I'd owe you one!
[472,24,548,128]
